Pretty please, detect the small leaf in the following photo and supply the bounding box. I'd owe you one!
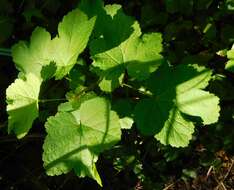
[119,117,134,129]
[12,27,53,79]
[6,73,41,138]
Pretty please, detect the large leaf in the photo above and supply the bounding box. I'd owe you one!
[43,97,121,185]
[6,73,41,138]
[90,5,163,92]
[135,64,220,147]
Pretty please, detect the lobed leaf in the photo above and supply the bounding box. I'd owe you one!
[6,73,41,138]
[135,64,220,147]
[90,5,163,92]
[43,97,121,185]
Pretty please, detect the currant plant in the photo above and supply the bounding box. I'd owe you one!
[5,0,220,185]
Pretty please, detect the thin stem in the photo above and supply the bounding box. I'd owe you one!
[0,48,11,53]
[0,51,11,57]
[39,98,67,103]
[122,83,152,97]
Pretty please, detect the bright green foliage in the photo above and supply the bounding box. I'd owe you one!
[43,97,121,185]
[51,9,96,79]
[119,117,134,129]
[177,89,220,125]
[6,73,41,138]
[12,27,52,79]
[5,0,224,185]
[226,45,234,72]
[7,8,95,138]
[12,9,96,80]
[135,64,220,147]
[90,5,163,92]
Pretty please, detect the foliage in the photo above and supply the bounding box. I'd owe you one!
[0,0,234,189]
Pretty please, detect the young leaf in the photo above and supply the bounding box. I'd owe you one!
[12,27,53,79]
[6,73,41,138]
[12,9,96,80]
[43,97,121,185]
[51,9,96,79]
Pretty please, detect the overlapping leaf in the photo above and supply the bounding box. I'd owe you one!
[135,64,220,147]
[89,4,163,92]
[43,97,121,185]
[7,8,95,138]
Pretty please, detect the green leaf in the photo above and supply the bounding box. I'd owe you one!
[40,61,57,80]
[51,9,96,79]
[43,112,101,185]
[226,47,234,72]
[90,5,163,92]
[12,9,96,80]
[177,89,220,124]
[135,64,220,147]
[113,99,134,129]
[134,98,174,135]
[6,73,41,138]
[43,97,121,184]
[12,27,53,79]
[119,117,134,129]
[225,60,234,72]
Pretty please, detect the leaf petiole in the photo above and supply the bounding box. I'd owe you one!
[39,98,67,103]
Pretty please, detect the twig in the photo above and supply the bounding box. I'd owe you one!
[220,182,227,190]
[215,159,234,190]
[223,159,234,180]
[206,165,213,180]
[163,180,179,190]
[122,83,152,97]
